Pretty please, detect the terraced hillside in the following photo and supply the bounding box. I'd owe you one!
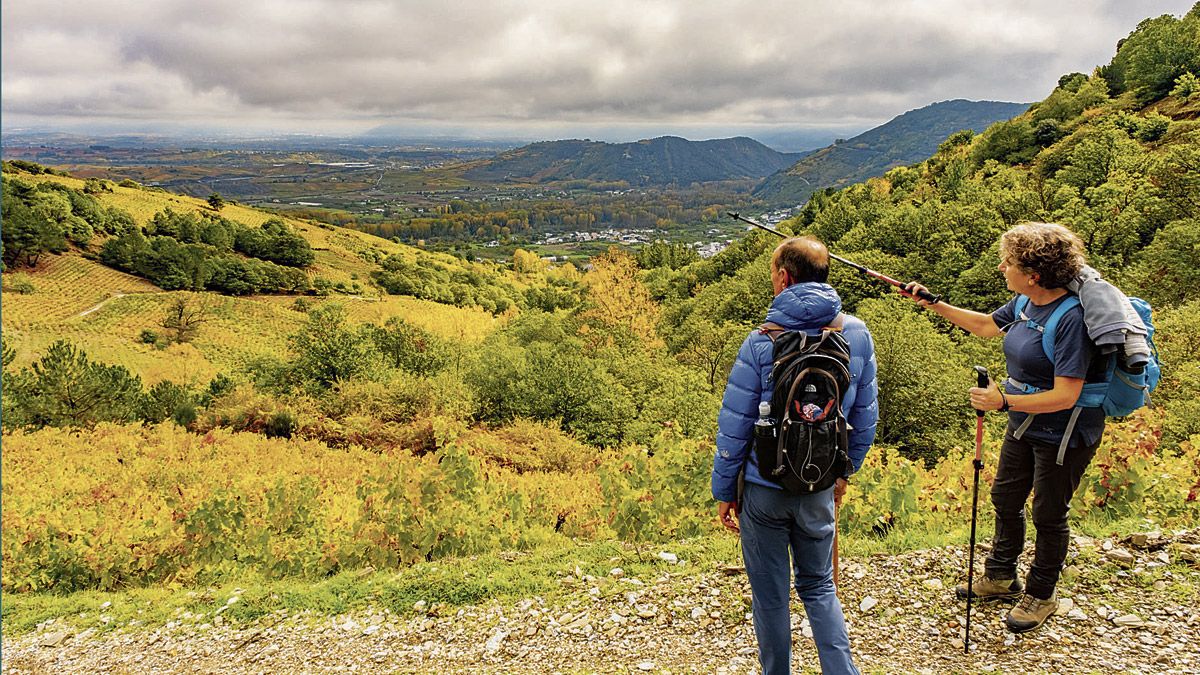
[0,171,505,385]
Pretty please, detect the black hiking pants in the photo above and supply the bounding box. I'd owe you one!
[985,431,1101,600]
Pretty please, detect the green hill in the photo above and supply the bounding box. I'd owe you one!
[463,136,803,186]
[753,99,1029,205]
[659,4,1200,462]
[0,168,519,385]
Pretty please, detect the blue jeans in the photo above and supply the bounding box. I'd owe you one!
[740,482,858,675]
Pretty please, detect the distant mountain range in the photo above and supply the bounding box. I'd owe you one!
[462,136,803,186]
[458,100,1027,196]
[753,99,1029,205]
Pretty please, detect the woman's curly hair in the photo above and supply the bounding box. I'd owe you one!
[999,222,1086,290]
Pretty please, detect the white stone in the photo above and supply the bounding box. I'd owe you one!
[484,629,508,652]
[658,552,679,565]
[1114,614,1145,628]
[38,631,69,648]
[859,596,878,613]
[1106,549,1135,566]
[922,578,944,590]
[637,662,655,671]
[610,568,625,577]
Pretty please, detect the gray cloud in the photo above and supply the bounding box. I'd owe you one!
[2,0,1195,139]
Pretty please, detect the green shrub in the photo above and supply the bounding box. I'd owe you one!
[1135,112,1171,142]
[139,380,195,425]
[287,304,379,389]
[2,340,143,429]
[366,317,449,375]
[1172,72,1200,99]
[854,298,975,465]
[971,119,1039,166]
[3,273,36,294]
[265,410,298,439]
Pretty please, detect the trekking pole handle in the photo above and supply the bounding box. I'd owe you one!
[972,366,989,465]
[973,366,990,418]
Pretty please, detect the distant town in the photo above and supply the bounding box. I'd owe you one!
[498,207,799,260]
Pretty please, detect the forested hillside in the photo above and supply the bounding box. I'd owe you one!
[2,9,1199,668]
[463,136,801,186]
[649,5,1200,463]
[753,99,1029,206]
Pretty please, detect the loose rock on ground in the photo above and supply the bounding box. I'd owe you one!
[4,531,1199,674]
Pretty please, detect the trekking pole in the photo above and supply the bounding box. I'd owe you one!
[727,212,941,304]
[833,503,840,589]
[964,365,989,654]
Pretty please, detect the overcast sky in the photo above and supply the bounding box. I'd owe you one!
[2,0,1195,143]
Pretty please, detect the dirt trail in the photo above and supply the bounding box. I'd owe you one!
[4,535,1198,674]
[77,292,128,317]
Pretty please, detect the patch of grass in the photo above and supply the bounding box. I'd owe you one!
[1073,515,1164,540]
[2,505,1192,639]
[0,536,743,638]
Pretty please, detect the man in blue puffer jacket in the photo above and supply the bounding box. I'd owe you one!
[712,236,878,675]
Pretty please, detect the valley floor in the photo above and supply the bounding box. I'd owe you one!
[4,533,1198,675]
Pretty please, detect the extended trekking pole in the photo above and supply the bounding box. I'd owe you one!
[833,504,840,589]
[727,212,941,304]
[964,365,989,654]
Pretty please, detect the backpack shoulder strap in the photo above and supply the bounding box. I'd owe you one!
[1014,294,1030,319]
[759,313,844,343]
[758,322,786,343]
[1039,295,1081,364]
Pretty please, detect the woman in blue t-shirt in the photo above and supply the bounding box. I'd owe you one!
[905,222,1104,635]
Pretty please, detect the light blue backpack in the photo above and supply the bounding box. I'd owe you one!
[1007,293,1161,463]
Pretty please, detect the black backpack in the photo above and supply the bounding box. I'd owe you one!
[753,317,852,493]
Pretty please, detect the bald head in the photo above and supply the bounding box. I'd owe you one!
[772,236,830,286]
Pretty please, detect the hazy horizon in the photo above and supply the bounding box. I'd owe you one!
[3,1,1196,147]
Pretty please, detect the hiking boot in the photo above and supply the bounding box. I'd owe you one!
[955,574,1023,601]
[1005,592,1058,633]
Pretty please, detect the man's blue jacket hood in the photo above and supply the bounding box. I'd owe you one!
[711,282,879,503]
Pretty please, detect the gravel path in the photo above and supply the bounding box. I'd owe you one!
[5,533,1199,674]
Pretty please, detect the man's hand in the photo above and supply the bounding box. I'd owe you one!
[718,501,740,533]
[834,477,848,507]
